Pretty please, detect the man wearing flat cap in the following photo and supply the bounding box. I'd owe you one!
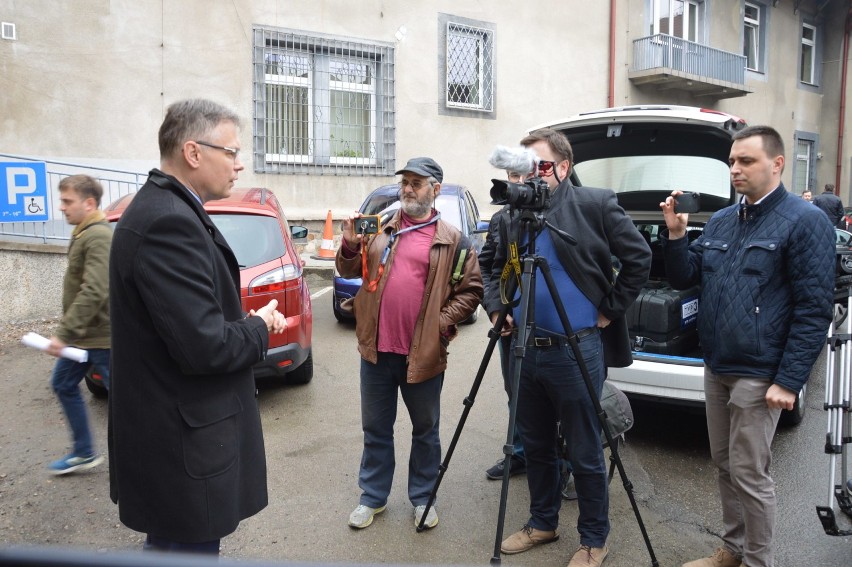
[336,157,483,531]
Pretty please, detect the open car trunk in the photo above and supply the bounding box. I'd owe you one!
[554,106,743,364]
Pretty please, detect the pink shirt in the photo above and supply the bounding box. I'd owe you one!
[377,211,438,355]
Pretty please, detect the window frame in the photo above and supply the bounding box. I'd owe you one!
[327,58,378,166]
[743,2,764,73]
[438,13,496,120]
[262,52,314,165]
[253,26,396,175]
[445,23,493,111]
[649,0,704,43]
[800,22,817,86]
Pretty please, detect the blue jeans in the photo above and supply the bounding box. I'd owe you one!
[513,331,609,547]
[358,353,443,508]
[50,349,110,458]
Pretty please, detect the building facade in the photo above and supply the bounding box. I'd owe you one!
[0,0,849,227]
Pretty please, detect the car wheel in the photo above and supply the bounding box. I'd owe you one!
[285,351,313,385]
[842,254,852,275]
[778,383,806,427]
[333,297,345,323]
[333,295,355,324]
[84,368,108,399]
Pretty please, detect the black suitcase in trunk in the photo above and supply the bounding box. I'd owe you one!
[626,282,701,356]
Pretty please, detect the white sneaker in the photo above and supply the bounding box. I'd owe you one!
[414,504,438,529]
[348,504,386,529]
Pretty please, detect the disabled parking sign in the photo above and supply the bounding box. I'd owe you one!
[0,162,50,223]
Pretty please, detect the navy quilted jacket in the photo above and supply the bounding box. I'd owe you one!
[663,185,835,393]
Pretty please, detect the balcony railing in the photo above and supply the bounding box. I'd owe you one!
[630,34,750,99]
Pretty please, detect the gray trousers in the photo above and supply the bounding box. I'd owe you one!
[704,369,781,567]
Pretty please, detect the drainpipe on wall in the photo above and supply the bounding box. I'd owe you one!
[835,1,852,193]
[609,0,616,107]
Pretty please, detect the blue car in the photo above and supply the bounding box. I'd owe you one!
[332,183,488,323]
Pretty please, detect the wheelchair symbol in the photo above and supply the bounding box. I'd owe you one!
[23,196,46,217]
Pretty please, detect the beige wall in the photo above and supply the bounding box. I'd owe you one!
[0,0,611,221]
[1,0,849,221]
[0,244,65,323]
[618,1,848,204]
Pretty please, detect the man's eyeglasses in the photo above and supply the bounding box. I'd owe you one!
[195,140,240,161]
[535,160,557,177]
[398,179,432,191]
[507,161,558,182]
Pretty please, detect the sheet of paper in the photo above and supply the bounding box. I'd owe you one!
[21,332,89,363]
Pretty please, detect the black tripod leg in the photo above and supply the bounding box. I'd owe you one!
[537,261,660,567]
[490,256,536,564]
[417,296,515,533]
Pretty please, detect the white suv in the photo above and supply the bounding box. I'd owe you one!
[538,105,806,426]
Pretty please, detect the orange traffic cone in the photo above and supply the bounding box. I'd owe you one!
[311,209,336,260]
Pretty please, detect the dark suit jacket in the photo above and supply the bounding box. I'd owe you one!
[812,190,845,227]
[482,181,651,368]
[108,169,269,542]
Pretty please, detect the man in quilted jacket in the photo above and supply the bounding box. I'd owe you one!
[660,125,835,567]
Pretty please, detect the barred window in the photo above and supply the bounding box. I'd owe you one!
[793,135,816,193]
[253,27,396,175]
[445,22,493,112]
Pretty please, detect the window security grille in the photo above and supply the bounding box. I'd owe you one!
[794,138,813,193]
[446,23,493,112]
[253,28,395,175]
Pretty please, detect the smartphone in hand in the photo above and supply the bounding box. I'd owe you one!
[674,192,701,214]
[355,215,381,234]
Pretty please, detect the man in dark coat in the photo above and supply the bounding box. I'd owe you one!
[109,99,285,554]
[812,183,846,227]
[486,129,651,567]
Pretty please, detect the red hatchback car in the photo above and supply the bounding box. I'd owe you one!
[85,187,313,396]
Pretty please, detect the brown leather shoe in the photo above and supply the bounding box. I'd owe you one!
[500,524,559,554]
[682,547,741,567]
[567,544,608,566]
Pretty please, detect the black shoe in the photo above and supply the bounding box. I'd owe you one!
[485,456,527,480]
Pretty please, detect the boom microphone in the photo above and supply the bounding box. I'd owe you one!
[488,145,537,175]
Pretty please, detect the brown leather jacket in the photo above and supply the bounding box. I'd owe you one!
[336,211,483,383]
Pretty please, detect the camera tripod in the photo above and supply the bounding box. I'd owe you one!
[416,209,658,566]
[817,280,852,536]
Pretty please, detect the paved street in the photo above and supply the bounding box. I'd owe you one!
[0,268,850,566]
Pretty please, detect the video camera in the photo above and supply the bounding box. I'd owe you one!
[488,145,552,212]
[490,178,551,211]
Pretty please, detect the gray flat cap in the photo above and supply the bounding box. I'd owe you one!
[395,157,443,182]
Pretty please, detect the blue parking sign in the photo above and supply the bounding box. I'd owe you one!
[0,162,50,223]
